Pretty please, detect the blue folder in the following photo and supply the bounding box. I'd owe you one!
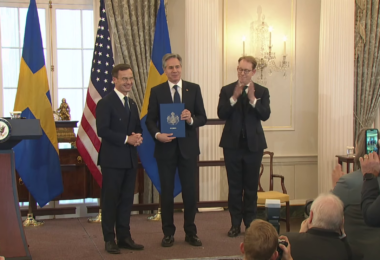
[160,103,185,138]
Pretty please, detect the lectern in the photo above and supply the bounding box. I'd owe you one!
[0,118,42,260]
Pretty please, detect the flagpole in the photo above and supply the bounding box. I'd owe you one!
[23,193,44,227]
[49,0,55,110]
[148,194,161,221]
[88,197,102,223]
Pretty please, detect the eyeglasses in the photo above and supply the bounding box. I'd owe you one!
[237,68,252,74]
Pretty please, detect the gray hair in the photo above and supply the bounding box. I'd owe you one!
[310,193,344,231]
[162,53,182,69]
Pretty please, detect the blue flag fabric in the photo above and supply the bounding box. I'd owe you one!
[138,0,182,196]
[13,0,63,207]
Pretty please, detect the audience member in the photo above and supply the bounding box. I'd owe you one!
[283,193,362,260]
[359,151,380,227]
[241,219,292,260]
[332,128,380,259]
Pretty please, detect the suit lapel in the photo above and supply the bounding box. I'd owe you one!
[181,81,190,106]
[129,98,138,121]
[110,91,129,121]
[162,82,174,103]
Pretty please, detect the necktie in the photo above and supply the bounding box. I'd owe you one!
[124,96,130,114]
[173,85,181,103]
[242,86,248,97]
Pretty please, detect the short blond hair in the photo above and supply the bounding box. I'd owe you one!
[244,219,278,260]
[238,56,258,70]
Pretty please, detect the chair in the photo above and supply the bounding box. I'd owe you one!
[257,151,290,232]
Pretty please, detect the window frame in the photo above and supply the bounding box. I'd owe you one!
[0,0,96,217]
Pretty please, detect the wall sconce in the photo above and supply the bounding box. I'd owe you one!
[246,21,290,85]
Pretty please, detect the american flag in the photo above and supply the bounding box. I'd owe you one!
[76,0,114,187]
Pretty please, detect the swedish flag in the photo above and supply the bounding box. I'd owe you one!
[13,0,63,207]
[138,0,181,195]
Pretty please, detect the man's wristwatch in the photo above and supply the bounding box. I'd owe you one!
[363,173,375,181]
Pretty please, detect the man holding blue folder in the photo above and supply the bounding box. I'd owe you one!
[146,53,207,247]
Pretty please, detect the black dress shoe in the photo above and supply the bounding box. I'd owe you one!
[228,226,241,237]
[185,234,202,246]
[161,235,175,247]
[105,241,120,254]
[118,237,144,250]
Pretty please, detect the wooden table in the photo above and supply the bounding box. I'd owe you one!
[336,155,355,173]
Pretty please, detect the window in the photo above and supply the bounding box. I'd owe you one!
[0,0,97,216]
[0,6,48,117]
[0,0,93,128]
[55,8,94,128]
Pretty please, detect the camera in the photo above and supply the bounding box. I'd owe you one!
[277,239,289,260]
[265,199,281,233]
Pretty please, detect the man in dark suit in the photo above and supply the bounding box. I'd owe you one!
[218,56,270,237]
[283,193,362,260]
[96,64,144,254]
[146,53,207,247]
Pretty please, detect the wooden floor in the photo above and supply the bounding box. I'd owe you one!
[22,210,303,260]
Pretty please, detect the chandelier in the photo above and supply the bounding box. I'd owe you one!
[243,20,290,85]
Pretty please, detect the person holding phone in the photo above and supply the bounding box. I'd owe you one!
[329,128,380,259]
[359,149,380,227]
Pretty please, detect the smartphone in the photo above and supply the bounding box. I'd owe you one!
[365,129,379,154]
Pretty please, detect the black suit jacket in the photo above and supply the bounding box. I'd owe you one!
[218,81,270,152]
[145,80,207,159]
[284,228,363,260]
[361,177,380,227]
[96,90,142,169]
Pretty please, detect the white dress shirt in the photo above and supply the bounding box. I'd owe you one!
[114,88,129,144]
[229,83,258,107]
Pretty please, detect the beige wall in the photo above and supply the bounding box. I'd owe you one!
[167,0,186,79]
[167,0,320,202]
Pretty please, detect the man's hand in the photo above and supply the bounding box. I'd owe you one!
[157,133,176,143]
[332,164,345,188]
[181,109,192,124]
[232,83,243,101]
[247,81,256,103]
[359,152,380,176]
[278,236,293,260]
[127,132,143,147]
[299,218,310,233]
